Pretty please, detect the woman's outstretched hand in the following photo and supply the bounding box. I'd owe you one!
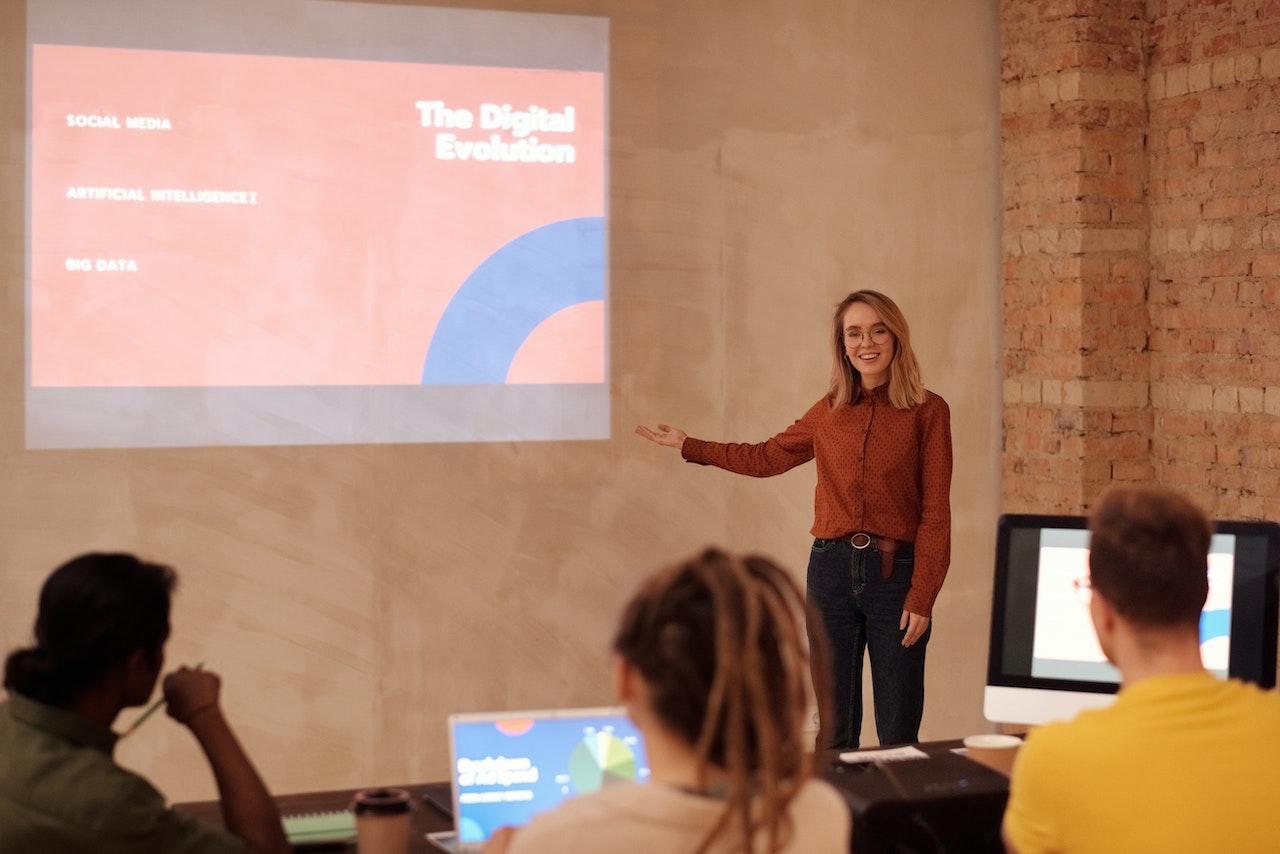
[635,423,688,450]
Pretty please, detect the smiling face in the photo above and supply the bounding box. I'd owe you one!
[842,300,896,390]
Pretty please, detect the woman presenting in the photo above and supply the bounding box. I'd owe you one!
[636,290,952,750]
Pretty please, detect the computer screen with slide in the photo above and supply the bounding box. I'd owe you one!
[985,514,1279,725]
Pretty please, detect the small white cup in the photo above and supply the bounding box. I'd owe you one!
[962,733,1022,776]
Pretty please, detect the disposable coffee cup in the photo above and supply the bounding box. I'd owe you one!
[962,734,1022,776]
[352,787,412,854]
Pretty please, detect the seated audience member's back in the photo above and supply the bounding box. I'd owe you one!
[491,548,849,854]
[507,773,846,853]
[1003,486,1280,854]
[1007,675,1280,854]
[0,552,289,854]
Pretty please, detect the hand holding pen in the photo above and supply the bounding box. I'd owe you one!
[163,665,222,727]
[119,662,213,738]
[124,662,289,853]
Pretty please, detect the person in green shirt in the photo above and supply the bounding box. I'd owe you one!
[0,552,290,854]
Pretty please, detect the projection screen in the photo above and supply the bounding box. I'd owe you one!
[25,0,609,448]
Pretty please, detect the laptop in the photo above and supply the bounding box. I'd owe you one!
[427,707,650,852]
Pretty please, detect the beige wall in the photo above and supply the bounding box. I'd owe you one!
[0,1,1001,800]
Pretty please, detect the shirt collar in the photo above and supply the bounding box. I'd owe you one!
[855,382,890,403]
[1116,671,1216,702]
[6,692,119,756]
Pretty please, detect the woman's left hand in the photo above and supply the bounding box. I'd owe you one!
[899,610,930,647]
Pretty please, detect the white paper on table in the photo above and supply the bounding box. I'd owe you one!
[837,745,929,764]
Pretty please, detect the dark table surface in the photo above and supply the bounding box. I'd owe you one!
[174,741,1002,852]
[175,781,455,853]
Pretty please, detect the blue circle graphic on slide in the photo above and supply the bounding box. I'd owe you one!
[421,216,605,384]
[1199,608,1229,642]
[459,815,486,843]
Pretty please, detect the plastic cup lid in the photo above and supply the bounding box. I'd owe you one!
[352,787,413,815]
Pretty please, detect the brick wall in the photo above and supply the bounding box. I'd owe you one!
[1001,0,1151,513]
[1001,0,1280,519]
[1147,0,1280,518]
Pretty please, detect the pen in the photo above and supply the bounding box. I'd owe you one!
[119,661,204,738]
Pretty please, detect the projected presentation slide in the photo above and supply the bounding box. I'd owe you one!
[25,0,608,448]
[1030,529,1235,682]
[452,713,649,844]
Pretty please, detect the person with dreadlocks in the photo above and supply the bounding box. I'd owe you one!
[485,548,850,854]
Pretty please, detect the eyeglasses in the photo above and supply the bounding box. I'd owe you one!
[844,327,892,346]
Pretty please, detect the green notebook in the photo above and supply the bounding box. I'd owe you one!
[281,809,358,846]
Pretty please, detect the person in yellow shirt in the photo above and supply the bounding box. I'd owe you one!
[1003,484,1280,854]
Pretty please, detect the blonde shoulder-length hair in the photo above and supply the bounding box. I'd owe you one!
[828,290,925,410]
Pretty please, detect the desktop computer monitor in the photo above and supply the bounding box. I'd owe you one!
[985,514,1279,725]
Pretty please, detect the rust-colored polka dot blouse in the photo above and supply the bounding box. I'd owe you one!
[681,383,953,617]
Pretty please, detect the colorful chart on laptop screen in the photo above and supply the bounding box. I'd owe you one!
[568,731,638,792]
[452,712,649,844]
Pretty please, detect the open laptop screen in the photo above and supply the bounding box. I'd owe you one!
[449,707,649,846]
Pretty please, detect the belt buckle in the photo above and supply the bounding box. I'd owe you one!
[850,532,872,550]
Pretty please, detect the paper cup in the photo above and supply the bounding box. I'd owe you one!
[353,787,412,854]
[962,734,1022,776]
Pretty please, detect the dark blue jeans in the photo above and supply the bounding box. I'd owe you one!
[806,538,930,750]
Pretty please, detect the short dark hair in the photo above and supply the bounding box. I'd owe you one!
[1088,485,1210,629]
[3,553,176,707]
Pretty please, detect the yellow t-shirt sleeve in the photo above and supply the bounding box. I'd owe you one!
[1002,731,1062,854]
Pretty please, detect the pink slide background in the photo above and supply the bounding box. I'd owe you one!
[30,45,604,387]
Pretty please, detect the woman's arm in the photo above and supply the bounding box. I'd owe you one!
[903,395,953,620]
[636,400,822,478]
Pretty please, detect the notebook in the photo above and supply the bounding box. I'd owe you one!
[281,809,357,848]
[427,707,650,853]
